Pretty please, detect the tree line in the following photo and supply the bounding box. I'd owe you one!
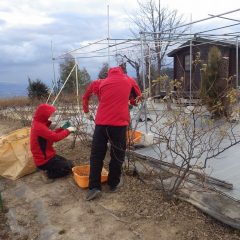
[27,58,109,100]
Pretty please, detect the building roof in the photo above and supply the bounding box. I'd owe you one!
[167,37,239,57]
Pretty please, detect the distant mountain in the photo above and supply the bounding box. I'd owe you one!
[0,82,27,98]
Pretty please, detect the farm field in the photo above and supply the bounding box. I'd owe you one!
[1,119,240,240]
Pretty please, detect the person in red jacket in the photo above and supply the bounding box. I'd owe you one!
[30,103,76,182]
[83,66,142,201]
[82,65,139,116]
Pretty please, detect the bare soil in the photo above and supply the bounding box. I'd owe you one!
[1,119,240,239]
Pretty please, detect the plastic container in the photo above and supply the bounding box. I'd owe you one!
[127,130,142,145]
[72,165,108,189]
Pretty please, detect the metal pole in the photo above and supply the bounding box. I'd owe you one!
[140,32,148,134]
[107,5,110,67]
[75,58,80,112]
[236,36,239,90]
[189,14,193,105]
[190,39,193,104]
[140,33,146,91]
[51,40,56,88]
[148,44,151,97]
[52,64,76,105]
[46,41,56,103]
[158,0,161,32]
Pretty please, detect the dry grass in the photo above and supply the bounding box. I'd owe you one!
[48,93,85,106]
[0,97,30,109]
[0,94,88,128]
[0,95,78,109]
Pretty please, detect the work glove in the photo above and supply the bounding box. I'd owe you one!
[61,121,71,129]
[67,126,76,133]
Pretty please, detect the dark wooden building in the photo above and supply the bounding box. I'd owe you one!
[167,37,240,97]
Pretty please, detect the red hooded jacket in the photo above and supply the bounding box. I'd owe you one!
[82,76,140,113]
[83,67,141,126]
[30,104,70,166]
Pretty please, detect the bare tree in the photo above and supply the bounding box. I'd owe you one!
[131,0,186,72]
[125,0,187,97]
[125,77,240,200]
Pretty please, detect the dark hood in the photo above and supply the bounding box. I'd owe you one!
[33,104,56,123]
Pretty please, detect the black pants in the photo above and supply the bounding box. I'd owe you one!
[38,155,73,179]
[89,125,127,190]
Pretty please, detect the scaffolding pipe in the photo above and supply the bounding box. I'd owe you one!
[46,41,57,104]
[148,44,151,97]
[208,14,240,23]
[66,36,237,62]
[110,32,239,38]
[52,64,76,105]
[196,22,240,35]
[107,5,110,66]
[75,58,80,112]
[56,38,107,59]
[200,32,240,37]
[140,32,148,134]
[87,39,133,54]
[236,36,239,89]
[189,13,193,104]
[189,39,193,103]
[51,40,56,89]
[57,35,237,60]
[141,8,240,34]
[140,33,146,91]
[58,54,117,60]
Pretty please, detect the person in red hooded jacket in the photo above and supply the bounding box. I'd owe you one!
[30,103,76,181]
[83,66,142,201]
[82,64,139,118]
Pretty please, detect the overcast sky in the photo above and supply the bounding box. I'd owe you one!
[0,0,239,95]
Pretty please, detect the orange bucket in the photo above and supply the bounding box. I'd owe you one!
[72,165,108,189]
[127,129,142,145]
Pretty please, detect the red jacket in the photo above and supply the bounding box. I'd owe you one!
[82,77,140,113]
[30,104,70,166]
[83,67,141,126]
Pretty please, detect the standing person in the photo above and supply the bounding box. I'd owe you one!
[30,104,76,182]
[83,66,142,201]
[82,64,139,116]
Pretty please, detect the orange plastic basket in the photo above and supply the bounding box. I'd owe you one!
[72,165,108,189]
[127,130,142,145]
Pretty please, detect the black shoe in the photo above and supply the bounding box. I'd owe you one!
[85,188,101,201]
[109,177,123,193]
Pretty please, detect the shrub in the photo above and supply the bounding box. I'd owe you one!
[27,78,49,100]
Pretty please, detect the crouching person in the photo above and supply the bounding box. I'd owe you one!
[30,104,76,183]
